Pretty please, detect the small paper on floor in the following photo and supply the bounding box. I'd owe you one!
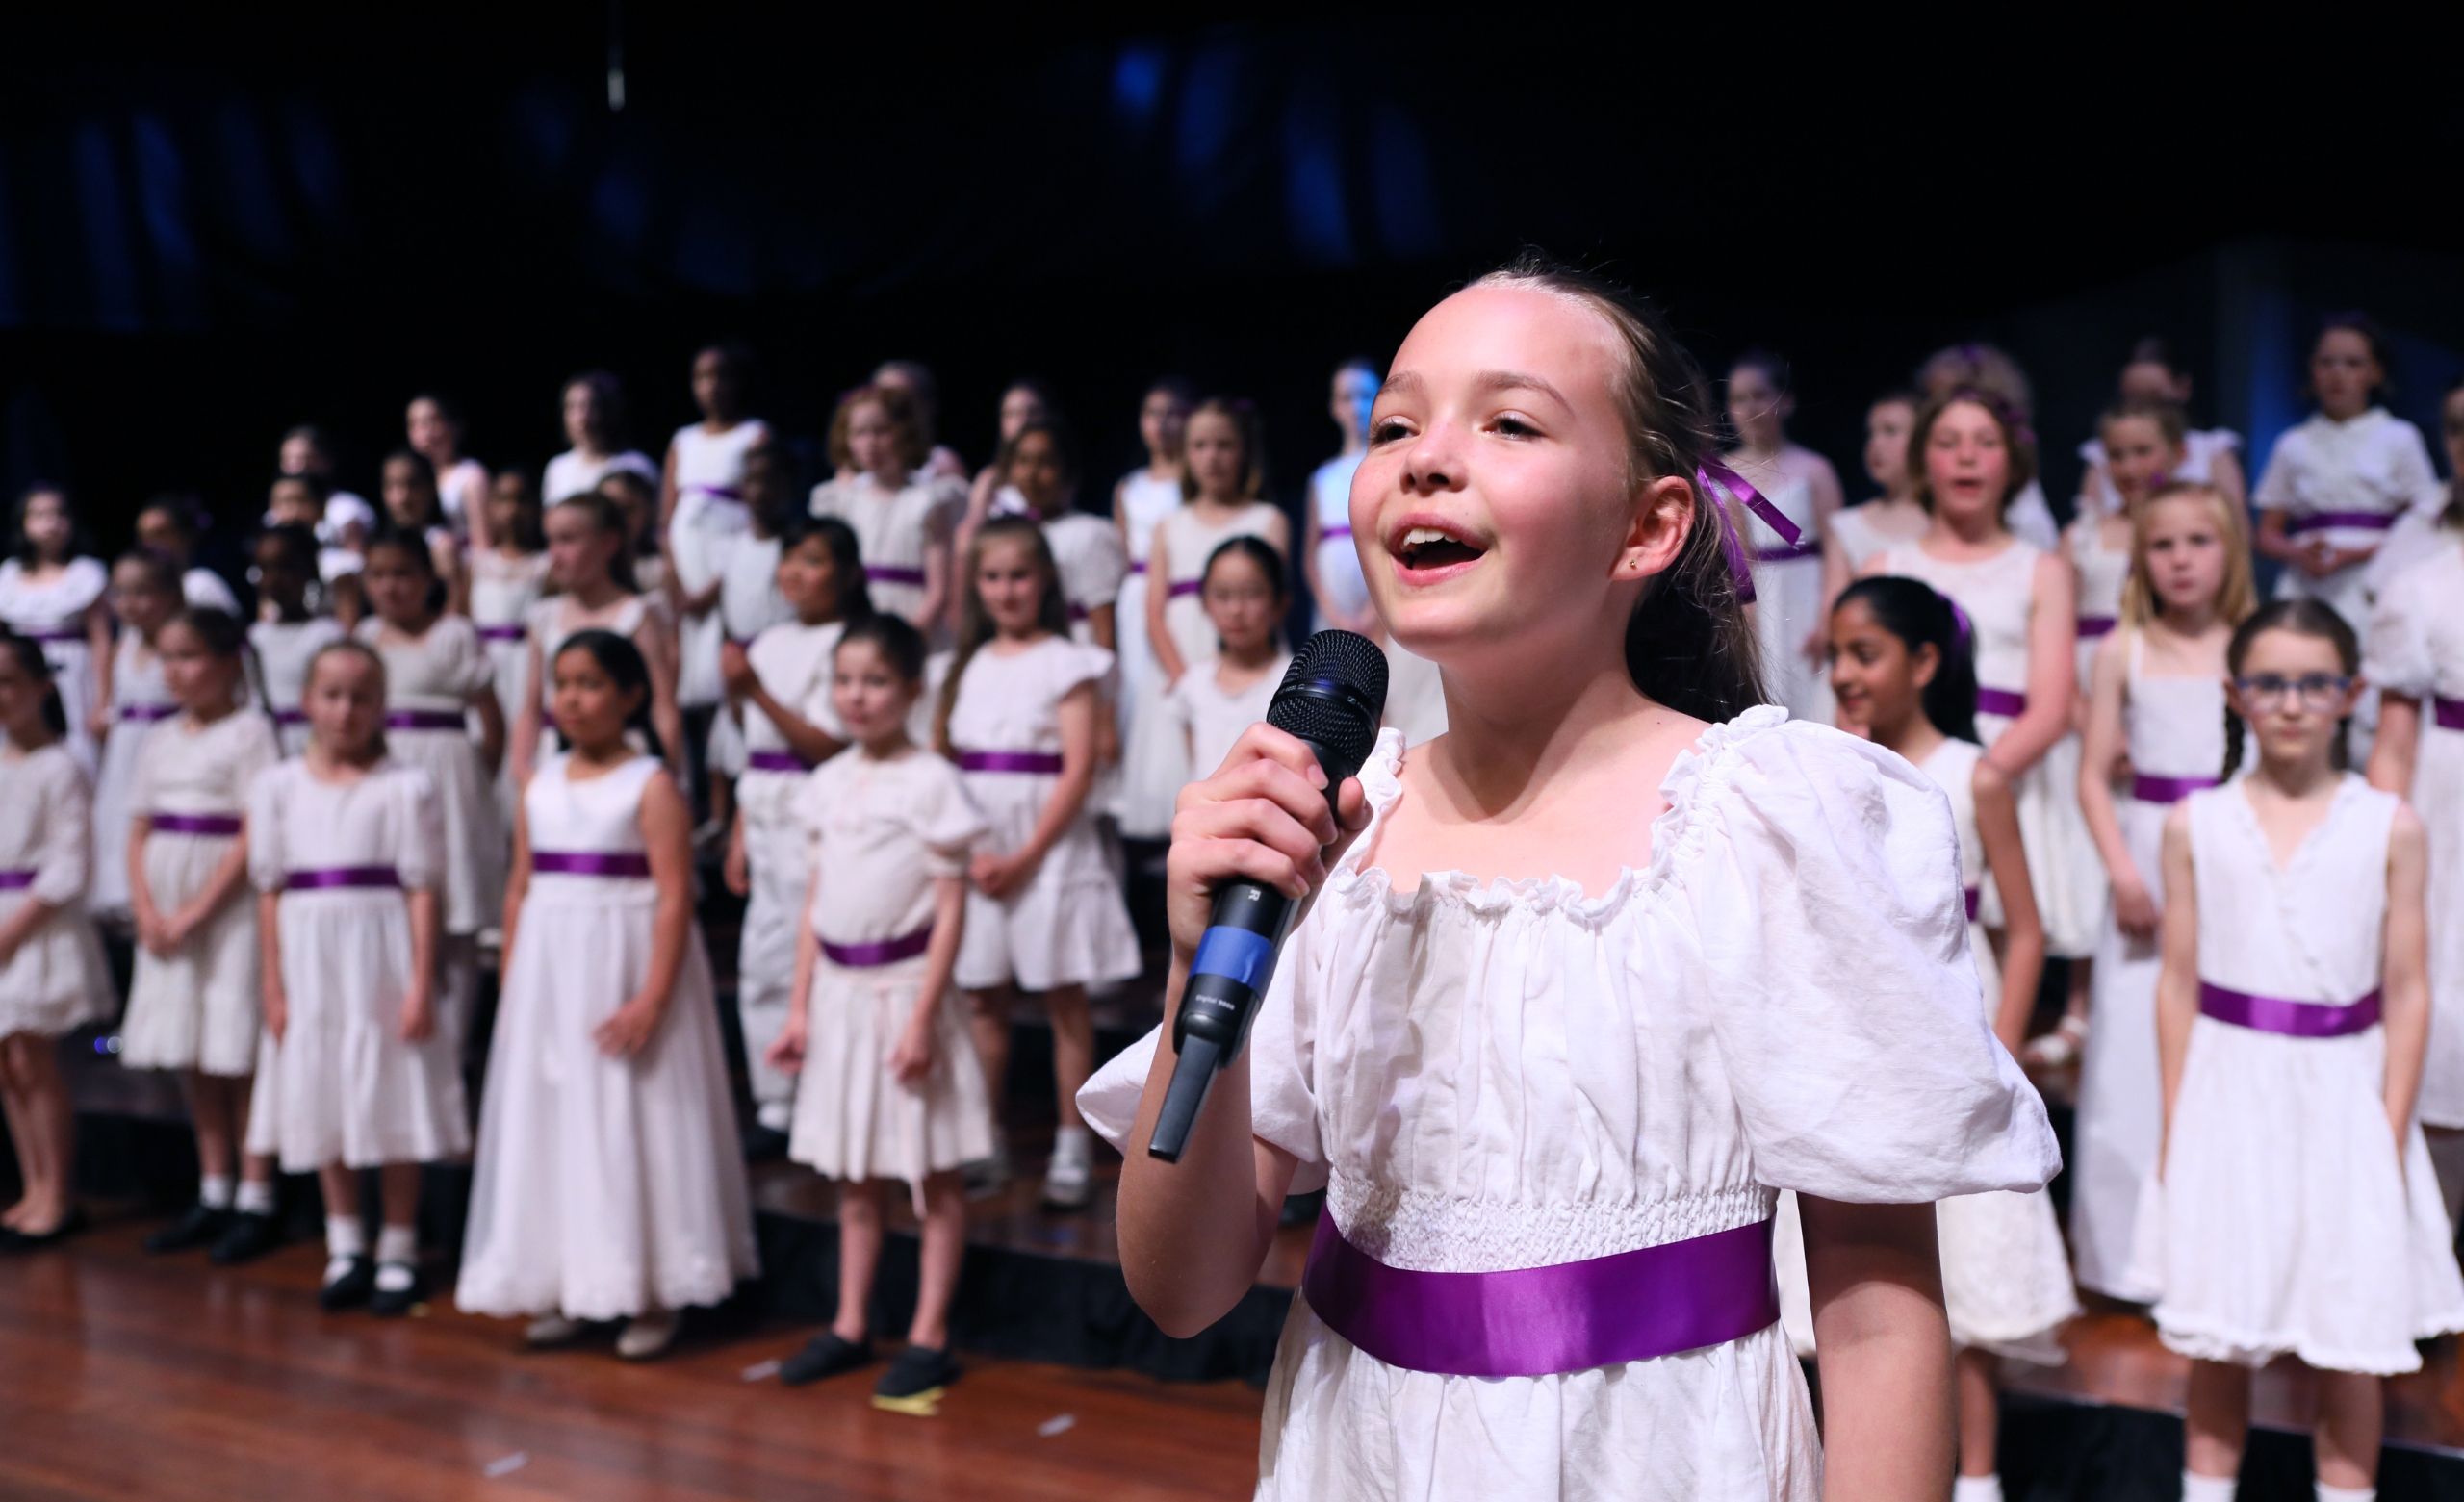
[483,1452,529,1479]
[871,1391,942,1418]
[1037,1413,1077,1438]
[740,1359,782,1382]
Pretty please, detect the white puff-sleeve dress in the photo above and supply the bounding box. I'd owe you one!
[0,743,115,1038]
[2141,776,2464,1373]
[118,710,282,1077]
[1079,710,2062,1500]
[250,616,347,756]
[90,633,172,918]
[357,617,503,939]
[948,636,1142,995]
[0,556,109,770]
[243,758,470,1171]
[456,753,758,1321]
[808,474,962,629]
[1042,511,1130,648]
[787,747,996,1197]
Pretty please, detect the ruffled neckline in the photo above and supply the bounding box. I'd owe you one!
[1329,704,1793,922]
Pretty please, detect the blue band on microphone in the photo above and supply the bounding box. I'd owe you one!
[1191,925,1276,992]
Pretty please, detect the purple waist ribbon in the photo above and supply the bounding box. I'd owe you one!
[0,869,36,891]
[1322,523,1353,541]
[1964,887,1981,922]
[745,751,808,774]
[1302,1213,1779,1378]
[476,624,527,643]
[957,750,1065,775]
[2199,981,2381,1038]
[821,926,934,968]
[1129,559,1147,574]
[532,850,652,878]
[2078,616,2117,639]
[151,812,242,836]
[274,708,308,726]
[865,564,927,587]
[286,866,399,891]
[1754,540,1821,564]
[2286,510,2397,536]
[387,709,467,731]
[1976,686,2028,718]
[2132,773,2218,803]
[120,703,177,724]
[1168,578,1203,598]
[2434,696,2464,732]
[26,626,86,644]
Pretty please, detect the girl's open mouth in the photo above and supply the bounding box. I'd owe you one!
[1396,524,1485,573]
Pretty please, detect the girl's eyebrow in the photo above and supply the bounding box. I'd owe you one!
[1378,369,1570,408]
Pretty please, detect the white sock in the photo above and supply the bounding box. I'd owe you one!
[1054,1124,1092,1160]
[1952,1475,2002,1502]
[375,1224,418,1266]
[757,1101,792,1132]
[2317,1484,2374,1502]
[198,1174,235,1209]
[326,1215,366,1259]
[2183,1472,2237,1502]
[234,1180,276,1216]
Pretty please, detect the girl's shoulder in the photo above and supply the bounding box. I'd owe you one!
[12,740,87,796]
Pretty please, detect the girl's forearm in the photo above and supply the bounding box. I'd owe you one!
[184,839,255,926]
[639,888,690,1011]
[1021,768,1097,863]
[405,889,439,1003]
[126,828,158,924]
[2078,774,2137,885]
[2383,979,2429,1133]
[1986,704,2066,776]
[1802,1198,1956,1502]
[909,884,967,1031]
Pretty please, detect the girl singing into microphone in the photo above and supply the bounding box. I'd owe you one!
[1082,255,2058,1501]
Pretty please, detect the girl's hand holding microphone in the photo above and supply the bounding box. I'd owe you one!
[1163,723,1373,968]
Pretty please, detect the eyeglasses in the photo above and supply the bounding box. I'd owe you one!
[2233,673,2352,711]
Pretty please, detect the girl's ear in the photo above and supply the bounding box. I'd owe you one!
[1910,641,1941,691]
[1610,474,1696,583]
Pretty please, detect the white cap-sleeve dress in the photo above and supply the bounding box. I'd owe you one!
[0,743,115,1038]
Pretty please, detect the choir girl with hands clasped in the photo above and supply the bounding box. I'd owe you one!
[1084,255,2058,1501]
[511,493,685,789]
[2365,377,2464,1220]
[245,641,466,1314]
[939,517,1141,1209]
[2143,601,2464,1502]
[121,608,285,1265]
[809,385,962,633]
[1164,537,1293,780]
[456,630,757,1361]
[1719,351,1843,724]
[722,514,868,1152]
[249,525,346,756]
[1825,577,2079,1502]
[2068,482,2251,1301]
[90,553,184,917]
[766,615,994,1405]
[0,634,115,1247]
[0,484,113,770]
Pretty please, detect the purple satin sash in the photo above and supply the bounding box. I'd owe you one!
[821,926,934,968]
[1322,523,1352,540]
[745,751,808,774]
[532,850,652,878]
[151,813,242,836]
[685,482,744,501]
[25,626,86,644]
[865,564,927,587]
[957,750,1065,775]
[274,708,308,726]
[1129,559,1147,574]
[119,703,177,724]
[1168,578,1203,598]
[386,709,467,731]
[286,866,399,891]
[1066,601,1091,622]
[0,870,36,890]
[2286,510,2398,535]
[2132,773,2218,803]
[2199,980,2381,1038]
[2434,697,2464,732]
[1964,887,1980,922]
[1302,1213,1780,1378]
[1753,540,1821,563]
[1976,686,2028,718]
[476,624,527,643]
[2078,616,2117,639]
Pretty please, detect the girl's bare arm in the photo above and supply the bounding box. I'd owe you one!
[2382,807,2432,1140]
[1802,1197,1956,1502]
[2153,807,2201,1163]
[1973,762,2044,1054]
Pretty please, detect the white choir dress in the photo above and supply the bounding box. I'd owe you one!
[2077,428,2241,516]
[706,531,790,781]
[90,632,171,918]
[1080,711,2060,1500]
[734,617,846,1122]
[2138,776,2464,1372]
[1310,453,1370,631]
[242,759,470,1170]
[435,456,489,535]
[456,754,758,1321]
[0,556,109,770]
[117,710,281,1077]
[249,616,347,756]
[1042,510,1130,649]
[1732,461,1829,725]
[2004,479,2061,555]
[356,617,503,939]
[1876,541,2105,957]
[2368,534,2464,1128]
[542,447,658,505]
[947,637,1142,994]
[808,472,964,628]
[2254,406,2445,640]
[1114,470,1184,743]
[2070,632,2224,1300]
[1830,502,1925,581]
[0,744,115,1038]
[1119,501,1285,838]
[666,419,768,710]
[1165,653,1291,783]
[787,747,996,1196]
[2064,518,2131,682]
[471,549,552,748]
[181,567,241,616]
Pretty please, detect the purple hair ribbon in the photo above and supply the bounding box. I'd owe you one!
[1948,598,1975,650]
[1694,463,1802,604]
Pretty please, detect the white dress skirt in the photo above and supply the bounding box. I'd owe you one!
[2137,776,2464,1373]
[90,633,171,919]
[2367,538,2464,1127]
[787,748,995,1200]
[0,745,115,1038]
[357,616,504,938]
[1113,470,1183,753]
[249,616,347,757]
[242,759,470,1170]
[733,618,845,1118]
[948,637,1142,993]
[1876,541,2105,957]
[117,710,282,1077]
[0,556,108,772]
[2069,636,2225,1300]
[1079,711,2062,1500]
[471,548,552,822]
[456,754,757,1321]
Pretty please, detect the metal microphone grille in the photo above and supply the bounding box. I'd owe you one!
[1266,629,1390,781]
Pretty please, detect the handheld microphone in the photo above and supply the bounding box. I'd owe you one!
[1148,629,1388,1162]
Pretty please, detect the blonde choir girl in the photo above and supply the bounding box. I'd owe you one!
[809,384,963,633]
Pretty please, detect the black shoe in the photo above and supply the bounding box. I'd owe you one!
[144,1202,229,1254]
[0,1206,88,1251]
[320,1255,375,1310]
[780,1332,873,1387]
[873,1343,961,1403]
[369,1262,424,1317]
[208,1209,282,1265]
[741,1123,791,1163]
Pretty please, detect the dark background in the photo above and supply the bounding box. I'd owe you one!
[6,4,2462,579]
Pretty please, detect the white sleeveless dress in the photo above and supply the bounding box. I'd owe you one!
[2140,776,2464,1372]
[0,744,114,1037]
[456,754,757,1320]
[249,616,347,757]
[2064,519,2131,682]
[0,556,108,771]
[2070,633,2225,1300]
[470,550,552,742]
[1875,541,2104,957]
[356,617,502,937]
[1114,470,1185,737]
[542,448,657,505]
[667,420,768,709]
[1310,453,1370,628]
[808,473,963,629]
[90,633,170,917]
[2076,428,2241,516]
[2368,536,2464,1127]
[1737,467,1828,725]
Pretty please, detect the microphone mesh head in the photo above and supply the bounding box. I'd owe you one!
[1267,629,1390,781]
